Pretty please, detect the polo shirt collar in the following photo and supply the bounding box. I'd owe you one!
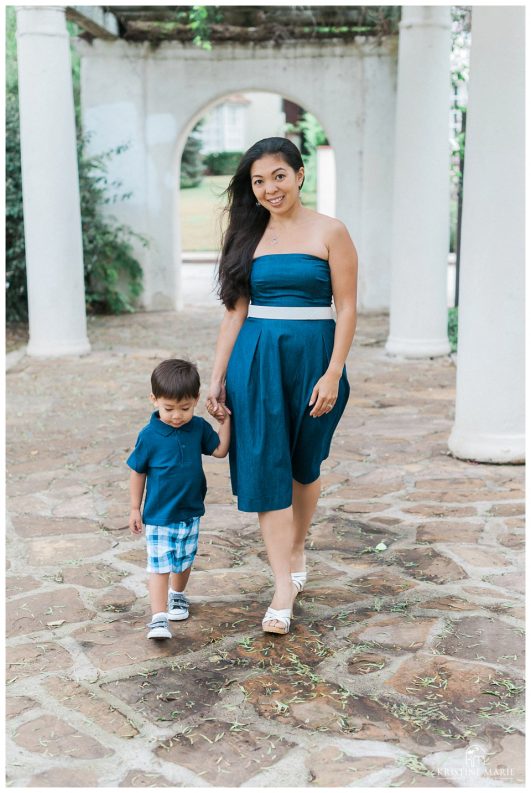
[150,411,194,435]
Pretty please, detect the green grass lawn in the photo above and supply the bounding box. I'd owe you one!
[180,175,229,251]
[180,174,317,251]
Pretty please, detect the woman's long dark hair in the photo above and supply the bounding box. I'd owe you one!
[216,137,305,309]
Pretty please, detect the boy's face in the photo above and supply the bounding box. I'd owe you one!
[150,394,199,428]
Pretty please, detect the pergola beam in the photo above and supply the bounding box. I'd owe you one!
[66,5,119,39]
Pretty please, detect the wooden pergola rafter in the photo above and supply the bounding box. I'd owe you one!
[67,5,401,44]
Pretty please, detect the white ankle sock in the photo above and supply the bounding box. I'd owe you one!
[169,588,184,596]
[152,611,166,621]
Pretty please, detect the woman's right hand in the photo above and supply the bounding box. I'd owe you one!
[206,381,231,422]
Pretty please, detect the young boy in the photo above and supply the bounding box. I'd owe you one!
[127,359,230,640]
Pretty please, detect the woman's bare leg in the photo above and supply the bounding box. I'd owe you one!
[259,506,298,629]
[291,478,321,572]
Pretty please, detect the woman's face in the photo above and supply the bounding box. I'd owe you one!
[250,153,304,213]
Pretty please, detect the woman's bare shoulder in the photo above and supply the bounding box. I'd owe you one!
[301,209,344,238]
[306,209,346,233]
[309,213,355,254]
[294,209,355,259]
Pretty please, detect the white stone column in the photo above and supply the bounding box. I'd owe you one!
[386,6,451,357]
[448,7,524,463]
[16,6,90,356]
[359,46,397,311]
[316,145,336,218]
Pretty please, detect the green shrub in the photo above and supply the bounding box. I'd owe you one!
[180,121,206,188]
[285,112,328,193]
[5,87,146,319]
[204,151,243,175]
[449,198,457,254]
[78,136,147,314]
[5,7,147,322]
[448,306,458,352]
[5,83,27,322]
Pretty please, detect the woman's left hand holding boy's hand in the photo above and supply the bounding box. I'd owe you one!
[218,403,232,422]
[206,384,231,423]
[129,508,143,535]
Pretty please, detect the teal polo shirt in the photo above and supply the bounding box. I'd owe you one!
[127,411,220,526]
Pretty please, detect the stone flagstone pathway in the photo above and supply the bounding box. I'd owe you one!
[6,309,525,787]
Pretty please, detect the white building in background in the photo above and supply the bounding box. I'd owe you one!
[198,92,285,154]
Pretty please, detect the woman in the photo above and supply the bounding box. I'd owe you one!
[206,137,358,634]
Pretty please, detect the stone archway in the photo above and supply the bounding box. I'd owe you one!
[172,89,338,308]
[78,36,397,312]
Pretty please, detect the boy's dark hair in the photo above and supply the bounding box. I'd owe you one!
[151,359,200,400]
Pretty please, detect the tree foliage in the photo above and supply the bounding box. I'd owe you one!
[5,79,27,322]
[285,112,328,194]
[181,121,206,188]
[450,7,471,186]
[5,7,146,323]
[77,137,146,314]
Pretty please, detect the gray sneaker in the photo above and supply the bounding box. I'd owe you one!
[167,592,189,621]
[147,615,172,639]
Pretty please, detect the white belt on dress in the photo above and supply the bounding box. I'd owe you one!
[247,304,335,320]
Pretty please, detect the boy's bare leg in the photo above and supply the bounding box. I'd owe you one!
[148,572,170,614]
[170,566,192,592]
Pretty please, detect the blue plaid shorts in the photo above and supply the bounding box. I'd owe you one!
[144,517,200,574]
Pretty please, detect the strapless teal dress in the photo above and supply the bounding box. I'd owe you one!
[225,253,350,512]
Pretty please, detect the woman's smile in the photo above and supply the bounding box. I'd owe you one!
[268,195,284,206]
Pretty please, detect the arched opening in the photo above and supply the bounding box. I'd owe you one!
[173,91,336,307]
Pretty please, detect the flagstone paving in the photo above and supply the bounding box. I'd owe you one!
[6,309,525,787]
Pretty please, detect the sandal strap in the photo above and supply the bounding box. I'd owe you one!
[291,571,307,591]
[262,607,291,628]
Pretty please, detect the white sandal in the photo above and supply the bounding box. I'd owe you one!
[291,571,307,593]
[291,554,307,593]
[262,607,292,635]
